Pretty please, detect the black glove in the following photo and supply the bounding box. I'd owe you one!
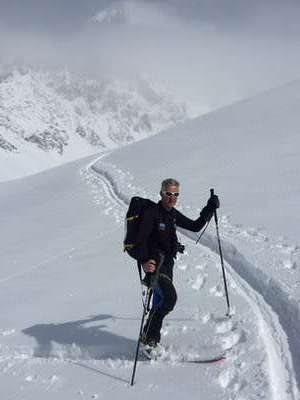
[200,194,220,222]
[177,242,185,254]
[207,194,220,210]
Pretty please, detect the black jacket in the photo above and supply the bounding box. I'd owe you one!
[136,201,208,269]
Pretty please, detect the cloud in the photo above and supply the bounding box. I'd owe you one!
[1,0,300,116]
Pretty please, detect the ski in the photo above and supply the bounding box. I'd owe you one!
[139,353,226,364]
[139,345,227,364]
[183,354,226,364]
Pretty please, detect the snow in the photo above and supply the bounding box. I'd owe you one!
[103,80,300,242]
[1,79,300,399]
[0,68,186,182]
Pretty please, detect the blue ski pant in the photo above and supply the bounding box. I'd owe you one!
[143,274,177,343]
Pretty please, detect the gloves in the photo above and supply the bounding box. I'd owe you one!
[176,242,185,254]
[207,194,220,210]
[200,194,220,222]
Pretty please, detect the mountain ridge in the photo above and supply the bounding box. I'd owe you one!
[0,66,186,181]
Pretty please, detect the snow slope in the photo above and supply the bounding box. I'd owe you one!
[0,153,298,400]
[91,80,300,394]
[1,82,300,399]
[0,67,186,182]
[103,79,300,243]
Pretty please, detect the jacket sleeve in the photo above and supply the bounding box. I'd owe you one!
[136,208,156,264]
[175,208,207,232]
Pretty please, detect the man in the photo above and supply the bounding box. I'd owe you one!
[137,178,220,353]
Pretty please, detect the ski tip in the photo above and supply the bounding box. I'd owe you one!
[186,355,227,364]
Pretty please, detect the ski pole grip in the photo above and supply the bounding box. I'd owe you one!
[210,188,214,197]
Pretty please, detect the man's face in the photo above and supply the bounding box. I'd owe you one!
[161,185,180,210]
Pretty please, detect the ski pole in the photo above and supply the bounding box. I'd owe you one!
[130,286,152,386]
[210,188,231,317]
[130,253,165,386]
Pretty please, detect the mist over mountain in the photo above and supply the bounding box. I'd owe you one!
[0,66,186,180]
[1,1,300,116]
[3,0,300,34]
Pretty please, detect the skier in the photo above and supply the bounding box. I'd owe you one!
[137,178,220,355]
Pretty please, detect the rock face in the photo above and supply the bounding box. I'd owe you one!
[0,134,17,152]
[0,67,186,156]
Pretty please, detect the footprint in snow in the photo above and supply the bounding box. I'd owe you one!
[161,326,170,337]
[215,319,233,334]
[209,284,224,297]
[218,368,236,389]
[191,274,206,290]
[25,375,38,383]
[218,368,247,394]
[191,310,211,323]
[178,264,188,271]
[221,329,246,351]
[282,259,297,269]
[194,264,205,270]
[201,312,211,324]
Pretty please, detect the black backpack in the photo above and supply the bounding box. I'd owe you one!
[123,196,157,261]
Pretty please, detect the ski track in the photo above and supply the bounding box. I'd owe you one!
[81,154,299,400]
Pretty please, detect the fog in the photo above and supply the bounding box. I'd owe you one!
[1,0,300,115]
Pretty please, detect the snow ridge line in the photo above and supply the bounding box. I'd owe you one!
[86,157,299,398]
[195,229,300,395]
[218,246,299,400]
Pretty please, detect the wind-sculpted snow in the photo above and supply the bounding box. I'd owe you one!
[89,155,300,398]
[0,154,299,399]
[94,78,300,396]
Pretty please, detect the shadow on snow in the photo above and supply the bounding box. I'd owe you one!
[23,314,137,361]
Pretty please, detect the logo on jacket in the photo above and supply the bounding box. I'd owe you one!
[159,223,166,231]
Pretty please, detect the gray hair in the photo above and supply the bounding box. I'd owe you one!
[161,178,180,191]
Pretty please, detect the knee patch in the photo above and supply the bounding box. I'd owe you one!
[158,277,177,313]
[164,290,177,312]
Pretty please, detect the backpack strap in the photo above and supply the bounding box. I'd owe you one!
[137,261,143,283]
[136,203,161,284]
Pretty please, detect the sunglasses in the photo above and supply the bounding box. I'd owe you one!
[162,191,180,197]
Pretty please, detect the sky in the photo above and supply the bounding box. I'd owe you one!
[1,0,300,114]
[1,0,300,34]
[0,0,106,34]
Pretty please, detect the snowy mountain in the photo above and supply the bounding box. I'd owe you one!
[1,78,300,399]
[0,67,186,181]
